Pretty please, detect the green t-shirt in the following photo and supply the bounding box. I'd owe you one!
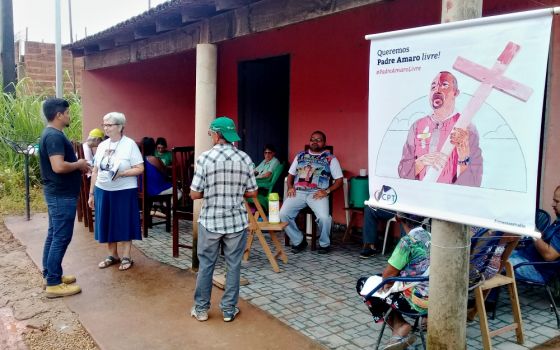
[255,157,280,179]
[155,150,172,166]
[387,227,431,312]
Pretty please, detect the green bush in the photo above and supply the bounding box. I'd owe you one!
[0,78,82,216]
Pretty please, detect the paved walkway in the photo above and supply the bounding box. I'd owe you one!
[6,214,560,349]
[135,221,560,350]
[5,214,322,350]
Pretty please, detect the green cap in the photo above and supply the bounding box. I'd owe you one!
[209,116,241,142]
[268,193,279,201]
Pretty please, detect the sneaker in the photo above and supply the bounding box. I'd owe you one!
[190,306,208,321]
[291,239,308,253]
[45,283,81,298]
[42,275,77,289]
[223,307,240,322]
[317,246,331,254]
[359,247,379,259]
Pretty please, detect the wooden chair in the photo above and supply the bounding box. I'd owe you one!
[171,146,195,257]
[244,197,288,273]
[73,141,94,233]
[468,229,523,350]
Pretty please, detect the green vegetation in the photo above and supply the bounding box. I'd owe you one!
[0,79,82,216]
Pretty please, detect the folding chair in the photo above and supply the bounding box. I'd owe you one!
[357,274,428,350]
[468,229,524,350]
[244,197,288,273]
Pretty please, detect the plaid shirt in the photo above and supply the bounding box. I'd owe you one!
[190,143,257,233]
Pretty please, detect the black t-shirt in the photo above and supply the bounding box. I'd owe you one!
[39,127,81,197]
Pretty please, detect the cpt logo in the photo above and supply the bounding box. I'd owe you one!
[374,185,398,205]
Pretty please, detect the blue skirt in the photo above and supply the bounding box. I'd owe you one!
[94,187,142,243]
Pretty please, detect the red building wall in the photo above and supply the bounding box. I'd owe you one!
[82,51,196,148]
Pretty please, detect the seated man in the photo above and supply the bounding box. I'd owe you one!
[254,144,280,188]
[509,185,560,283]
[360,206,397,258]
[279,131,343,254]
[357,212,430,350]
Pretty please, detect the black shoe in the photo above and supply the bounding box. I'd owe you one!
[359,247,379,259]
[291,239,308,253]
[317,246,330,254]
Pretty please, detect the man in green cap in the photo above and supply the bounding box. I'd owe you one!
[190,116,258,322]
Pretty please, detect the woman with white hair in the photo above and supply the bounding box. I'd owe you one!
[88,112,144,271]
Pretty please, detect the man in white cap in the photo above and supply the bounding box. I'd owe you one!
[190,116,258,322]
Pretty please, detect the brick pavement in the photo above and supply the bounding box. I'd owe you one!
[134,222,560,349]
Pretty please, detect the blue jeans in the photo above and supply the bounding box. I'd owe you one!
[509,251,546,284]
[363,206,397,244]
[194,224,247,313]
[42,194,78,286]
[279,190,331,248]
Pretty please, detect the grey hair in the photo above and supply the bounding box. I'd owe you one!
[103,112,126,133]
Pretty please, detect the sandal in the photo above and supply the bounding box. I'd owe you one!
[98,256,120,269]
[119,257,134,271]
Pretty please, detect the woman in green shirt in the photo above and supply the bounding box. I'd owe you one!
[254,144,280,187]
[155,137,172,166]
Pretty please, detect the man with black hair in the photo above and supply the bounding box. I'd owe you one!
[280,130,343,254]
[39,98,90,298]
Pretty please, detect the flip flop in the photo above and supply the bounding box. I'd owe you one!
[119,257,134,271]
[98,256,120,269]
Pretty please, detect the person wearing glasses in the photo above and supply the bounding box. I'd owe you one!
[279,130,343,254]
[254,144,280,188]
[88,112,144,271]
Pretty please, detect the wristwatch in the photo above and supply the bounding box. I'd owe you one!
[325,189,331,195]
[458,156,470,166]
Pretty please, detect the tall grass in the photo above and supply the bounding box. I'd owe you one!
[0,78,82,216]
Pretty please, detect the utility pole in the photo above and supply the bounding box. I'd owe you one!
[0,0,16,95]
[427,3,482,349]
[55,0,62,97]
[68,0,76,94]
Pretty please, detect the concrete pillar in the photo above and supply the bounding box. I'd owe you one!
[426,2,482,349]
[192,43,217,270]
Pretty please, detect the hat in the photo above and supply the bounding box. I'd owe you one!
[88,128,104,139]
[209,117,241,142]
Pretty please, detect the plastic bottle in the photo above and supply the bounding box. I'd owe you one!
[268,192,280,223]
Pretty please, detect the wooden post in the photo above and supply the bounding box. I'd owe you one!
[426,1,482,349]
[192,43,217,270]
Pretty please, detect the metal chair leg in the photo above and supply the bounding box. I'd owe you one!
[375,309,391,350]
[545,285,560,329]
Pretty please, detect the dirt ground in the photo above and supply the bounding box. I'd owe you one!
[0,220,98,350]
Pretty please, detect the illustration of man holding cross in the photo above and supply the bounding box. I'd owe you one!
[398,71,483,186]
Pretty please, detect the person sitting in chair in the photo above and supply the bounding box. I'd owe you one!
[141,137,180,199]
[155,137,172,166]
[279,131,343,254]
[509,185,560,283]
[357,212,431,350]
[360,206,398,258]
[254,144,280,188]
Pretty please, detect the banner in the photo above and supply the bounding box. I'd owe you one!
[365,9,552,236]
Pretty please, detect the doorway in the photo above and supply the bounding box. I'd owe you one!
[238,55,290,167]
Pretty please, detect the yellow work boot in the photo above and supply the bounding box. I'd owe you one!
[45,283,82,298]
[42,275,77,289]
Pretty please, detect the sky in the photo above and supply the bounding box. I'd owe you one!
[13,0,170,44]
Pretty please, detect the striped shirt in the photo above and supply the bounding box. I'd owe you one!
[190,143,257,233]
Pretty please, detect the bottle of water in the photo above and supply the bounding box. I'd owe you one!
[268,193,280,223]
